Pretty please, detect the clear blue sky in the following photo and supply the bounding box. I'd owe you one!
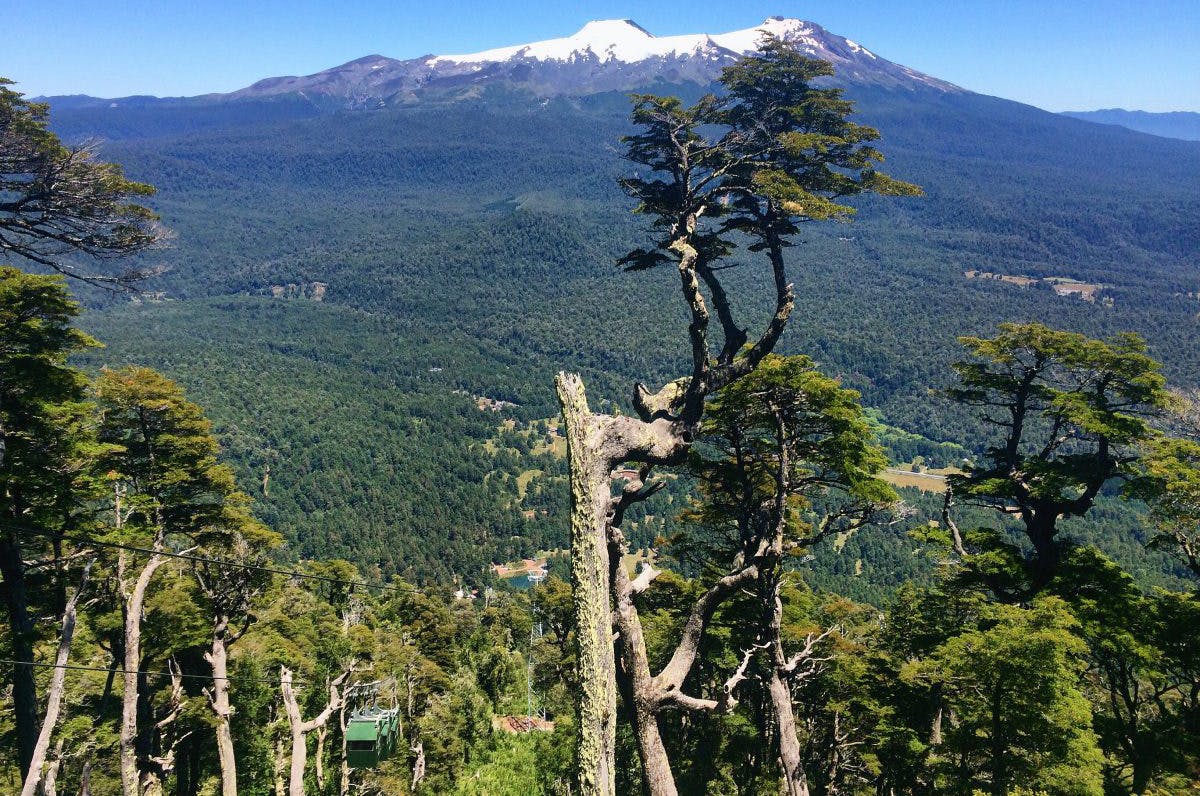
[7,0,1199,111]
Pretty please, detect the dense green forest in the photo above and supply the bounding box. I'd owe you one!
[3,39,1200,796]
[37,76,1200,584]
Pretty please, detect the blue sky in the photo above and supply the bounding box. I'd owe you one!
[7,0,1199,111]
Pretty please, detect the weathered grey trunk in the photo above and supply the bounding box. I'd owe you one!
[314,725,327,792]
[769,670,810,796]
[556,372,618,796]
[410,741,425,792]
[280,666,347,796]
[121,552,168,796]
[557,370,695,796]
[138,663,186,796]
[765,571,816,796]
[140,772,164,796]
[339,702,352,796]
[611,562,677,796]
[41,741,62,796]
[78,760,92,796]
[204,632,237,796]
[21,560,93,796]
[555,202,793,794]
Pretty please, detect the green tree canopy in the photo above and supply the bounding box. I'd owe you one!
[1135,435,1200,580]
[928,597,1104,796]
[94,366,244,541]
[943,322,1172,600]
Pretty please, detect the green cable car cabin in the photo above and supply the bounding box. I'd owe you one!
[346,706,401,769]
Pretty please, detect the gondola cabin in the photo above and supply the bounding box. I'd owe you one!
[346,707,402,769]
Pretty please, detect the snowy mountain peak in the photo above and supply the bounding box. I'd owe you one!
[233,17,961,106]
[572,19,654,40]
[431,17,891,70]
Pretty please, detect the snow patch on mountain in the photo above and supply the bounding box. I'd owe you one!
[434,17,825,65]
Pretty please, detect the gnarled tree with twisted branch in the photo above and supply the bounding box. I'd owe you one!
[556,38,920,796]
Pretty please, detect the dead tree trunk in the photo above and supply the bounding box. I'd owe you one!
[609,522,762,796]
[410,741,425,792]
[280,665,351,796]
[556,373,619,796]
[41,740,63,796]
[551,105,798,781]
[558,368,708,795]
[339,701,351,796]
[314,725,327,792]
[765,578,835,796]
[20,559,93,796]
[770,669,809,796]
[610,550,676,796]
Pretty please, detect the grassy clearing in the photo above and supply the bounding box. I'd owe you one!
[882,466,957,493]
[516,468,542,499]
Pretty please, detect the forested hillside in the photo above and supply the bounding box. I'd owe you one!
[39,79,1200,584]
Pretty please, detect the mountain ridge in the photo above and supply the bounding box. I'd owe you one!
[231,16,962,104]
[1061,108,1200,141]
[34,17,962,112]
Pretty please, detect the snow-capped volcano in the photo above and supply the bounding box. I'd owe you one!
[231,17,960,106]
[435,17,872,68]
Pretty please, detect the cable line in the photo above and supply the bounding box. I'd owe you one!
[0,521,420,596]
[0,657,308,687]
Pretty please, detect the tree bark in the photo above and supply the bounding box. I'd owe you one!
[559,364,762,796]
[557,370,693,796]
[120,551,168,796]
[557,372,618,796]
[138,661,186,796]
[769,669,810,796]
[611,557,677,796]
[315,725,327,792]
[41,741,62,796]
[339,703,351,796]
[78,759,92,796]
[204,629,237,796]
[555,194,793,794]
[410,741,425,792]
[21,559,93,796]
[766,576,812,796]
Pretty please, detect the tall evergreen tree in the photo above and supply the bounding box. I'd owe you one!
[94,366,250,795]
[685,354,896,795]
[927,598,1104,796]
[0,266,99,778]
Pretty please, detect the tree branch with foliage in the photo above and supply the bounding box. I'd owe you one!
[0,79,167,289]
